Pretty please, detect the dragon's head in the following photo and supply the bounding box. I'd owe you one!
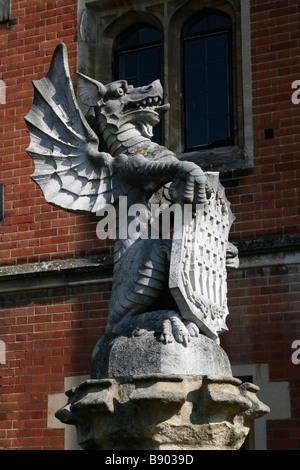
[77,74,169,139]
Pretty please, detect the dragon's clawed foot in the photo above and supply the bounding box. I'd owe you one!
[185,321,200,338]
[168,162,211,205]
[160,314,199,347]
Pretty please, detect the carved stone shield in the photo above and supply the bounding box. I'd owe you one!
[169,172,235,341]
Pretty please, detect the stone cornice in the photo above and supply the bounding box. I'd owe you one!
[0,235,299,294]
[0,254,113,295]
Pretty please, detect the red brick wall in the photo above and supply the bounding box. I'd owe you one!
[0,0,109,268]
[225,264,300,449]
[0,283,111,449]
[222,0,300,449]
[221,1,300,449]
[0,0,299,450]
[0,0,110,450]
[222,0,300,241]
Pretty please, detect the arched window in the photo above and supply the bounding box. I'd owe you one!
[115,26,162,86]
[183,12,233,151]
[114,26,162,143]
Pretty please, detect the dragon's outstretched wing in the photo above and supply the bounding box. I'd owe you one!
[25,43,117,214]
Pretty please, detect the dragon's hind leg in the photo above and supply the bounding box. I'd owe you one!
[106,238,172,335]
[105,238,200,345]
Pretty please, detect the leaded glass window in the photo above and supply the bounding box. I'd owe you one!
[183,13,233,151]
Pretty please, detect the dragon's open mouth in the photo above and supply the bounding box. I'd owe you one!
[122,96,170,138]
[123,95,163,114]
[123,96,170,117]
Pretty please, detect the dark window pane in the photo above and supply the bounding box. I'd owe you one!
[140,47,161,77]
[118,27,161,50]
[207,89,230,118]
[118,52,138,81]
[209,117,230,143]
[207,34,228,63]
[185,38,206,65]
[185,67,206,93]
[186,121,208,149]
[186,93,207,121]
[138,28,161,45]
[119,47,161,87]
[207,14,232,32]
[187,17,208,36]
[207,61,229,90]
[183,13,233,150]
[185,13,231,36]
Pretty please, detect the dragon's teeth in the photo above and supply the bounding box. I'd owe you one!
[131,96,163,110]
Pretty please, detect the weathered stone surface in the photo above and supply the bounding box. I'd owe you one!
[55,374,270,450]
[91,331,232,378]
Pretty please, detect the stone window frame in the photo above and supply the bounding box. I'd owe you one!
[77,0,253,172]
[0,0,11,24]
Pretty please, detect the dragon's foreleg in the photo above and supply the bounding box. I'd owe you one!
[115,153,211,205]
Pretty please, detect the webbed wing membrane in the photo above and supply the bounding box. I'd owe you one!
[25,43,116,214]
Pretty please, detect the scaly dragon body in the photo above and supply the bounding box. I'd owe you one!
[25,44,237,348]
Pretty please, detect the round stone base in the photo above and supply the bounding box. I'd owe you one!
[91,331,232,379]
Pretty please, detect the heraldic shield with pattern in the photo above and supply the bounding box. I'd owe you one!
[169,172,236,342]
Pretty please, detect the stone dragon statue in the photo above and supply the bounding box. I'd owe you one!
[25,44,238,357]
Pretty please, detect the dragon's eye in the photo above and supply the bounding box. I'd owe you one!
[116,87,125,96]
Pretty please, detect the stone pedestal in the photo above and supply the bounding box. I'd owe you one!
[55,373,270,450]
[91,331,232,378]
[56,331,269,450]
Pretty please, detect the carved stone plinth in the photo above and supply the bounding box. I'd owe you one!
[55,374,270,450]
[91,331,232,378]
